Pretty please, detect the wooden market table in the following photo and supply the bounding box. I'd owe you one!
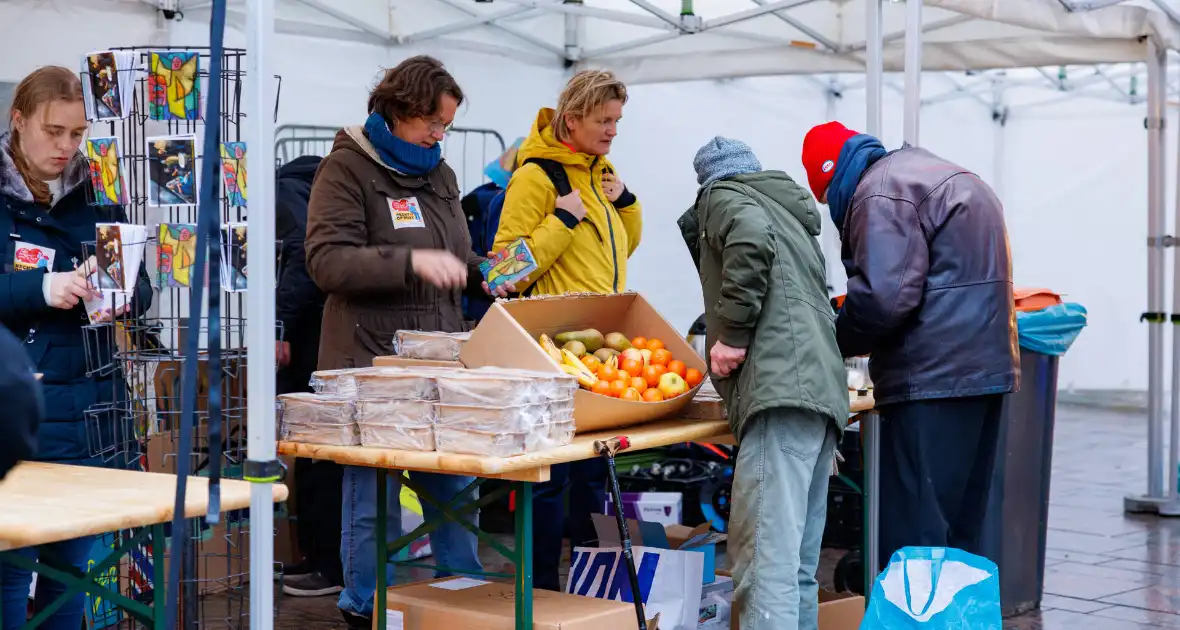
[0,462,288,629]
[278,390,876,630]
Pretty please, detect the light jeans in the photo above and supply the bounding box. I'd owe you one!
[730,408,837,630]
[338,465,482,616]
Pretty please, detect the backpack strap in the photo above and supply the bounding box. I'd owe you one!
[522,158,573,198]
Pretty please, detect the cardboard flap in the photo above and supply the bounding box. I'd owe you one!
[666,523,727,549]
[592,514,727,550]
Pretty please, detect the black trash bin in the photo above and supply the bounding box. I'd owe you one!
[980,348,1060,617]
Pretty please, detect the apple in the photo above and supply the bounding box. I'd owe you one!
[639,349,653,367]
[620,348,644,365]
[657,372,688,398]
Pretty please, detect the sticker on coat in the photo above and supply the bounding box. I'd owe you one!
[388,197,426,229]
[13,242,55,272]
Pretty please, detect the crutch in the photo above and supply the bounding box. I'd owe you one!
[594,435,653,630]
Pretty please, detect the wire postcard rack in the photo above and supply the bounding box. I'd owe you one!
[75,45,281,630]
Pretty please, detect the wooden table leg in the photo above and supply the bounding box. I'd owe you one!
[514,481,534,630]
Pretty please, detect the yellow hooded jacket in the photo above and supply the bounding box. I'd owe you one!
[492,108,642,295]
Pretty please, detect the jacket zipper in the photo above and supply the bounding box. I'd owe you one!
[590,157,620,292]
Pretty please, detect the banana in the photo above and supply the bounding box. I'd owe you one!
[560,364,598,389]
[538,334,563,365]
[561,349,597,379]
[607,355,619,369]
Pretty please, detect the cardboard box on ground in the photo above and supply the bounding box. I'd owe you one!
[460,293,707,433]
[376,577,638,630]
[714,569,865,630]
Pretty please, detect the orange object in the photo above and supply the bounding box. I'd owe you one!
[667,360,687,378]
[592,380,613,397]
[597,365,620,383]
[628,376,648,393]
[1014,288,1062,313]
[609,380,628,398]
[631,336,648,350]
[621,358,644,377]
[620,388,643,402]
[647,338,666,352]
[581,355,602,371]
[833,294,845,309]
[685,368,704,388]
[642,388,664,403]
[642,364,666,388]
[651,349,673,367]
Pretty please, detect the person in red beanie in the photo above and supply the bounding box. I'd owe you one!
[801,121,1019,574]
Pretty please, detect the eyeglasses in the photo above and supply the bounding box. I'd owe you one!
[428,119,453,135]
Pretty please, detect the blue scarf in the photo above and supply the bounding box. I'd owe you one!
[363,111,441,176]
[827,133,887,235]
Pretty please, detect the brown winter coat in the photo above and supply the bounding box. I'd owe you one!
[305,127,484,371]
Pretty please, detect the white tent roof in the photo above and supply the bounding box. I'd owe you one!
[263,0,1180,84]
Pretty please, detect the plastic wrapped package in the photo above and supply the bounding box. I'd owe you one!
[353,370,439,401]
[436,369,577,406]
[310,368,366,396]
[527,419,576,452]
[355,399,437,426]
[435,403,549,433]
[278,393,358,446]
[359,423,436,451]
[394,330,471,361]
[435,427,531,457]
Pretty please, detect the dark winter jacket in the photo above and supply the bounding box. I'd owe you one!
[0,133,152,465]
[460,182,504,323]
[837,147,1019,405]
[275,156,325,394]
[305,127,486,371]
[679,171,848,439]
[0,323,42,480]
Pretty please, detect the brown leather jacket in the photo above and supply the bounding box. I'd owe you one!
[305,127,484,371]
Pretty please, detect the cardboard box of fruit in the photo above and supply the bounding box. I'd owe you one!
[461,293,707,433]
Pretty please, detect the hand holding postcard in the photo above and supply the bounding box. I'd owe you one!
[479,237,537,293]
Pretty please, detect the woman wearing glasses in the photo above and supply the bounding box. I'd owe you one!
[304,55,508,628]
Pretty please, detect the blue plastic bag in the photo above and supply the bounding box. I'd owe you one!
[862,547,1001,630]
[1016,302,1087,356]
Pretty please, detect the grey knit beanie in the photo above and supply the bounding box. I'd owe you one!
[693,136,762,186]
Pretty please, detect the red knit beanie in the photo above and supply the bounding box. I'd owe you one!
[802,121,859,201]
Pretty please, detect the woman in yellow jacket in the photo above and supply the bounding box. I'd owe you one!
[493,70,641,296]
[493,70,641,591]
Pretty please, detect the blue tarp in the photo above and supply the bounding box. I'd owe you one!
[1016,302,1087,356]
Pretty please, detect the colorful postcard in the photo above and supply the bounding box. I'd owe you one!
[220,142,247,208]
[85,137,127,206]
[82,50,134,121]
[156,223,197,288]
[148,50,200,121]
[479,237,538,292]
[95,223,147,293]
[222,222,248,292]
[146,135,197,207]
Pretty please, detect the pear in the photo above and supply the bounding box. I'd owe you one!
[604,332,632,353]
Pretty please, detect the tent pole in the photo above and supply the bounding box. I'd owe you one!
[1163,44,1180,517]
[902,0,922,145]
[865,0,882,137]
[246,0,279,625]
[1127,38,1170,515]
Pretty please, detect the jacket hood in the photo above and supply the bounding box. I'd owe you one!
[0,132,89,204]
[517,108,601,171]
[728,170,822,237]
[277,154,322,183]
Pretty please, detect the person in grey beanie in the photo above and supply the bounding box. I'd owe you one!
[679,137,848,630]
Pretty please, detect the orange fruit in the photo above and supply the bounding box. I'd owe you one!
[582,355,602,371]
[621,358,644,377]
[620,387,643,402]
[609,379,629,398]
[628,376,648,393]
[642,388,665,403]
[651,349,673,367]
[592,380,614,397]
[617,369,631,382]
[685,368,704,388]
[598,365,620,383]
[666,359,686,378]
[647,338,665,352]
[631,336,648,350]
[642,365,666,389]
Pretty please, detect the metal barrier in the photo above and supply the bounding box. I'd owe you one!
[275,124,506,195]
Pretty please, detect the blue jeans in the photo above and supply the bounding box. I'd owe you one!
[0,535,94,630]
[338,466,482,616]
[730,409,837,630]
[532,459,606,591]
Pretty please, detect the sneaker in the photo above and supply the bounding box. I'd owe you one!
[282,571,344,597]
[340,609,372,629]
